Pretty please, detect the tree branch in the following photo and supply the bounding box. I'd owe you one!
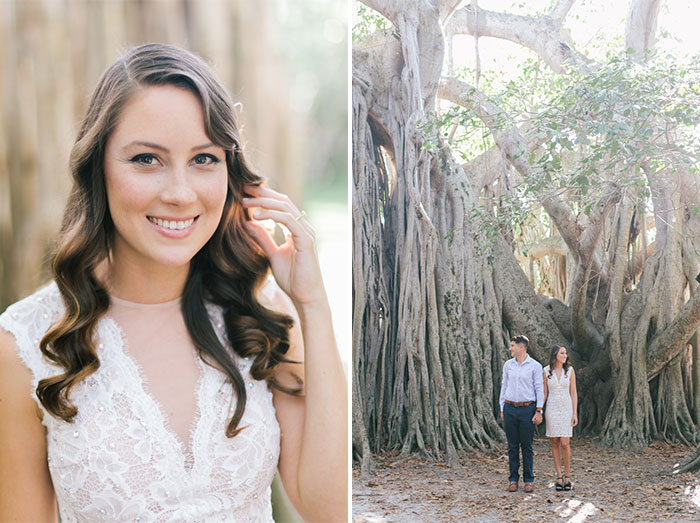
[539,192,581,261]
[439,77,531,177]
[461,146,508,191]
[439,77,586,259]
[625,0,661,59]
[647,285,700,380]
[360,0,403,25]
[435,0,466,24]
[578,183,621,261]
[514,235,568,262]
[550,0,577,26]
[439,76,588,267]
[445,4,586,73]
[568,184,619,355]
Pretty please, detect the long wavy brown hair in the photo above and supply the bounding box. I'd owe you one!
[547,344,572,379]
[37,43,299,437]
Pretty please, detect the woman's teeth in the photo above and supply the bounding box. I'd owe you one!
[148,217,195,230]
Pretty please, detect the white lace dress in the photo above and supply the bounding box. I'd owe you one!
[544,365,574,438]
[0,283,280,522]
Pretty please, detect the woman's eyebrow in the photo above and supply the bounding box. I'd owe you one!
[120,140,217,152]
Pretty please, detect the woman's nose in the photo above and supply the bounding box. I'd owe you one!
[160,168,197,205]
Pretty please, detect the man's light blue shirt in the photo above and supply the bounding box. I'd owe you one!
[499,355,544,412]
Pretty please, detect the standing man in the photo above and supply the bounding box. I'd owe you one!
[499,335,544,493]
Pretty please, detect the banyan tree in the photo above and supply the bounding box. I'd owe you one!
[352,0,700,475]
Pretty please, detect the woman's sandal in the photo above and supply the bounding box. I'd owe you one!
[555,476,564,491]
[563,476,572,491]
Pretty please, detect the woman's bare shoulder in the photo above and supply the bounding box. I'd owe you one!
[0,328,27,378]
[0,328,38,410]
[0,328,57,520]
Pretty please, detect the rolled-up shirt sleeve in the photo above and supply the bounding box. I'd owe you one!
[534,363,544,408]
[499,362,508,412]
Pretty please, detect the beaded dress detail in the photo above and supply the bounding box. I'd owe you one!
[544,365,574,438]
[0,283,280,522]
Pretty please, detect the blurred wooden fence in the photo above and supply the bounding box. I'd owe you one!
[0,0,306,310]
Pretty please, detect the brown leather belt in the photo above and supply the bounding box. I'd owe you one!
[505,400,535,407]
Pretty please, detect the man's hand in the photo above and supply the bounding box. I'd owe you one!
[500,411,504,422]
[532,411,543,425]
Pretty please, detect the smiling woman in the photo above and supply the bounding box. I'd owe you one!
[104,86,229,278]
[0,43,347,522]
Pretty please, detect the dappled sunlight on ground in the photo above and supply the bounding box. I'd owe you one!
[684,485,700,508]
[553,498,598,522]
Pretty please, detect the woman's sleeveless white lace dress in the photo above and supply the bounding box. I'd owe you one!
[0,283,281,522]
[544,365,574,438]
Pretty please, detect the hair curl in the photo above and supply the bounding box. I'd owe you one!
[37,43,299,437]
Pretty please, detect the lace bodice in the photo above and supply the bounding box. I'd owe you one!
[0,283,280,522]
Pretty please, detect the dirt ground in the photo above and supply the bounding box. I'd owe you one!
[353,437,700,522]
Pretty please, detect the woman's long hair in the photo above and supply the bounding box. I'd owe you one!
[547,344,571,379]
[37,43,299,437]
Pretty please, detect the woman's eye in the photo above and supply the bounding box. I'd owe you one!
[193,153,220,166]
[130,154,159,166]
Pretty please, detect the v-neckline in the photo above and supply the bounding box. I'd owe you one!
[553,366,564,383]
[102,315,206,474]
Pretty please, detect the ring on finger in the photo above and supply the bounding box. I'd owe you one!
[295,210,307,222]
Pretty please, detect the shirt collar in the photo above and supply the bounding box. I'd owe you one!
[511,354,532,365]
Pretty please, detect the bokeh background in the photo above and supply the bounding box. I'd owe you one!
[0,0,349,367]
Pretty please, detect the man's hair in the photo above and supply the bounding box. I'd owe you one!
[511,334,529,348]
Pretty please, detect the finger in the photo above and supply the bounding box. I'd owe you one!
[243,186,316,232]
[252,208,314,248]
[243,184,289,202]
[243,194,314,236]
[242,196,301,218]
[244,220,279,259]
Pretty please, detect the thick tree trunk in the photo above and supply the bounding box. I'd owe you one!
[354,0,700,473]
[352,2,545,471]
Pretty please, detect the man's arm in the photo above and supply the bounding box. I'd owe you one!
[534,363,545,408]
[531,363,545,425]
[499,362,509,414]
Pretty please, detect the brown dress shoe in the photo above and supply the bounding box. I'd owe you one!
[524,483,533,492]
[508,481,518,492]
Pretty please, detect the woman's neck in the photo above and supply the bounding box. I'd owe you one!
[552,362,564,369]
[97,257,189,303]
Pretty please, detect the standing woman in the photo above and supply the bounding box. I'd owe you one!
[0,44,347,522]
[543,344,578,491]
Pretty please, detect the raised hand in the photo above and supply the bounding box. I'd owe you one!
[241,184,326,307]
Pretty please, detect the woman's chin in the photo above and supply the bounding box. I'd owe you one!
[153,254,197,269]
[136,248,200,271]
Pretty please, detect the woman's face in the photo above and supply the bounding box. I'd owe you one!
[104,85,228,274]
[556,346,568,365]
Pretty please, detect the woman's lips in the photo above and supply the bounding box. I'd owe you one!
[147,215,198,237]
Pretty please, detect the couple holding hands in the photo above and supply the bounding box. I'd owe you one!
[499,335,578,493]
